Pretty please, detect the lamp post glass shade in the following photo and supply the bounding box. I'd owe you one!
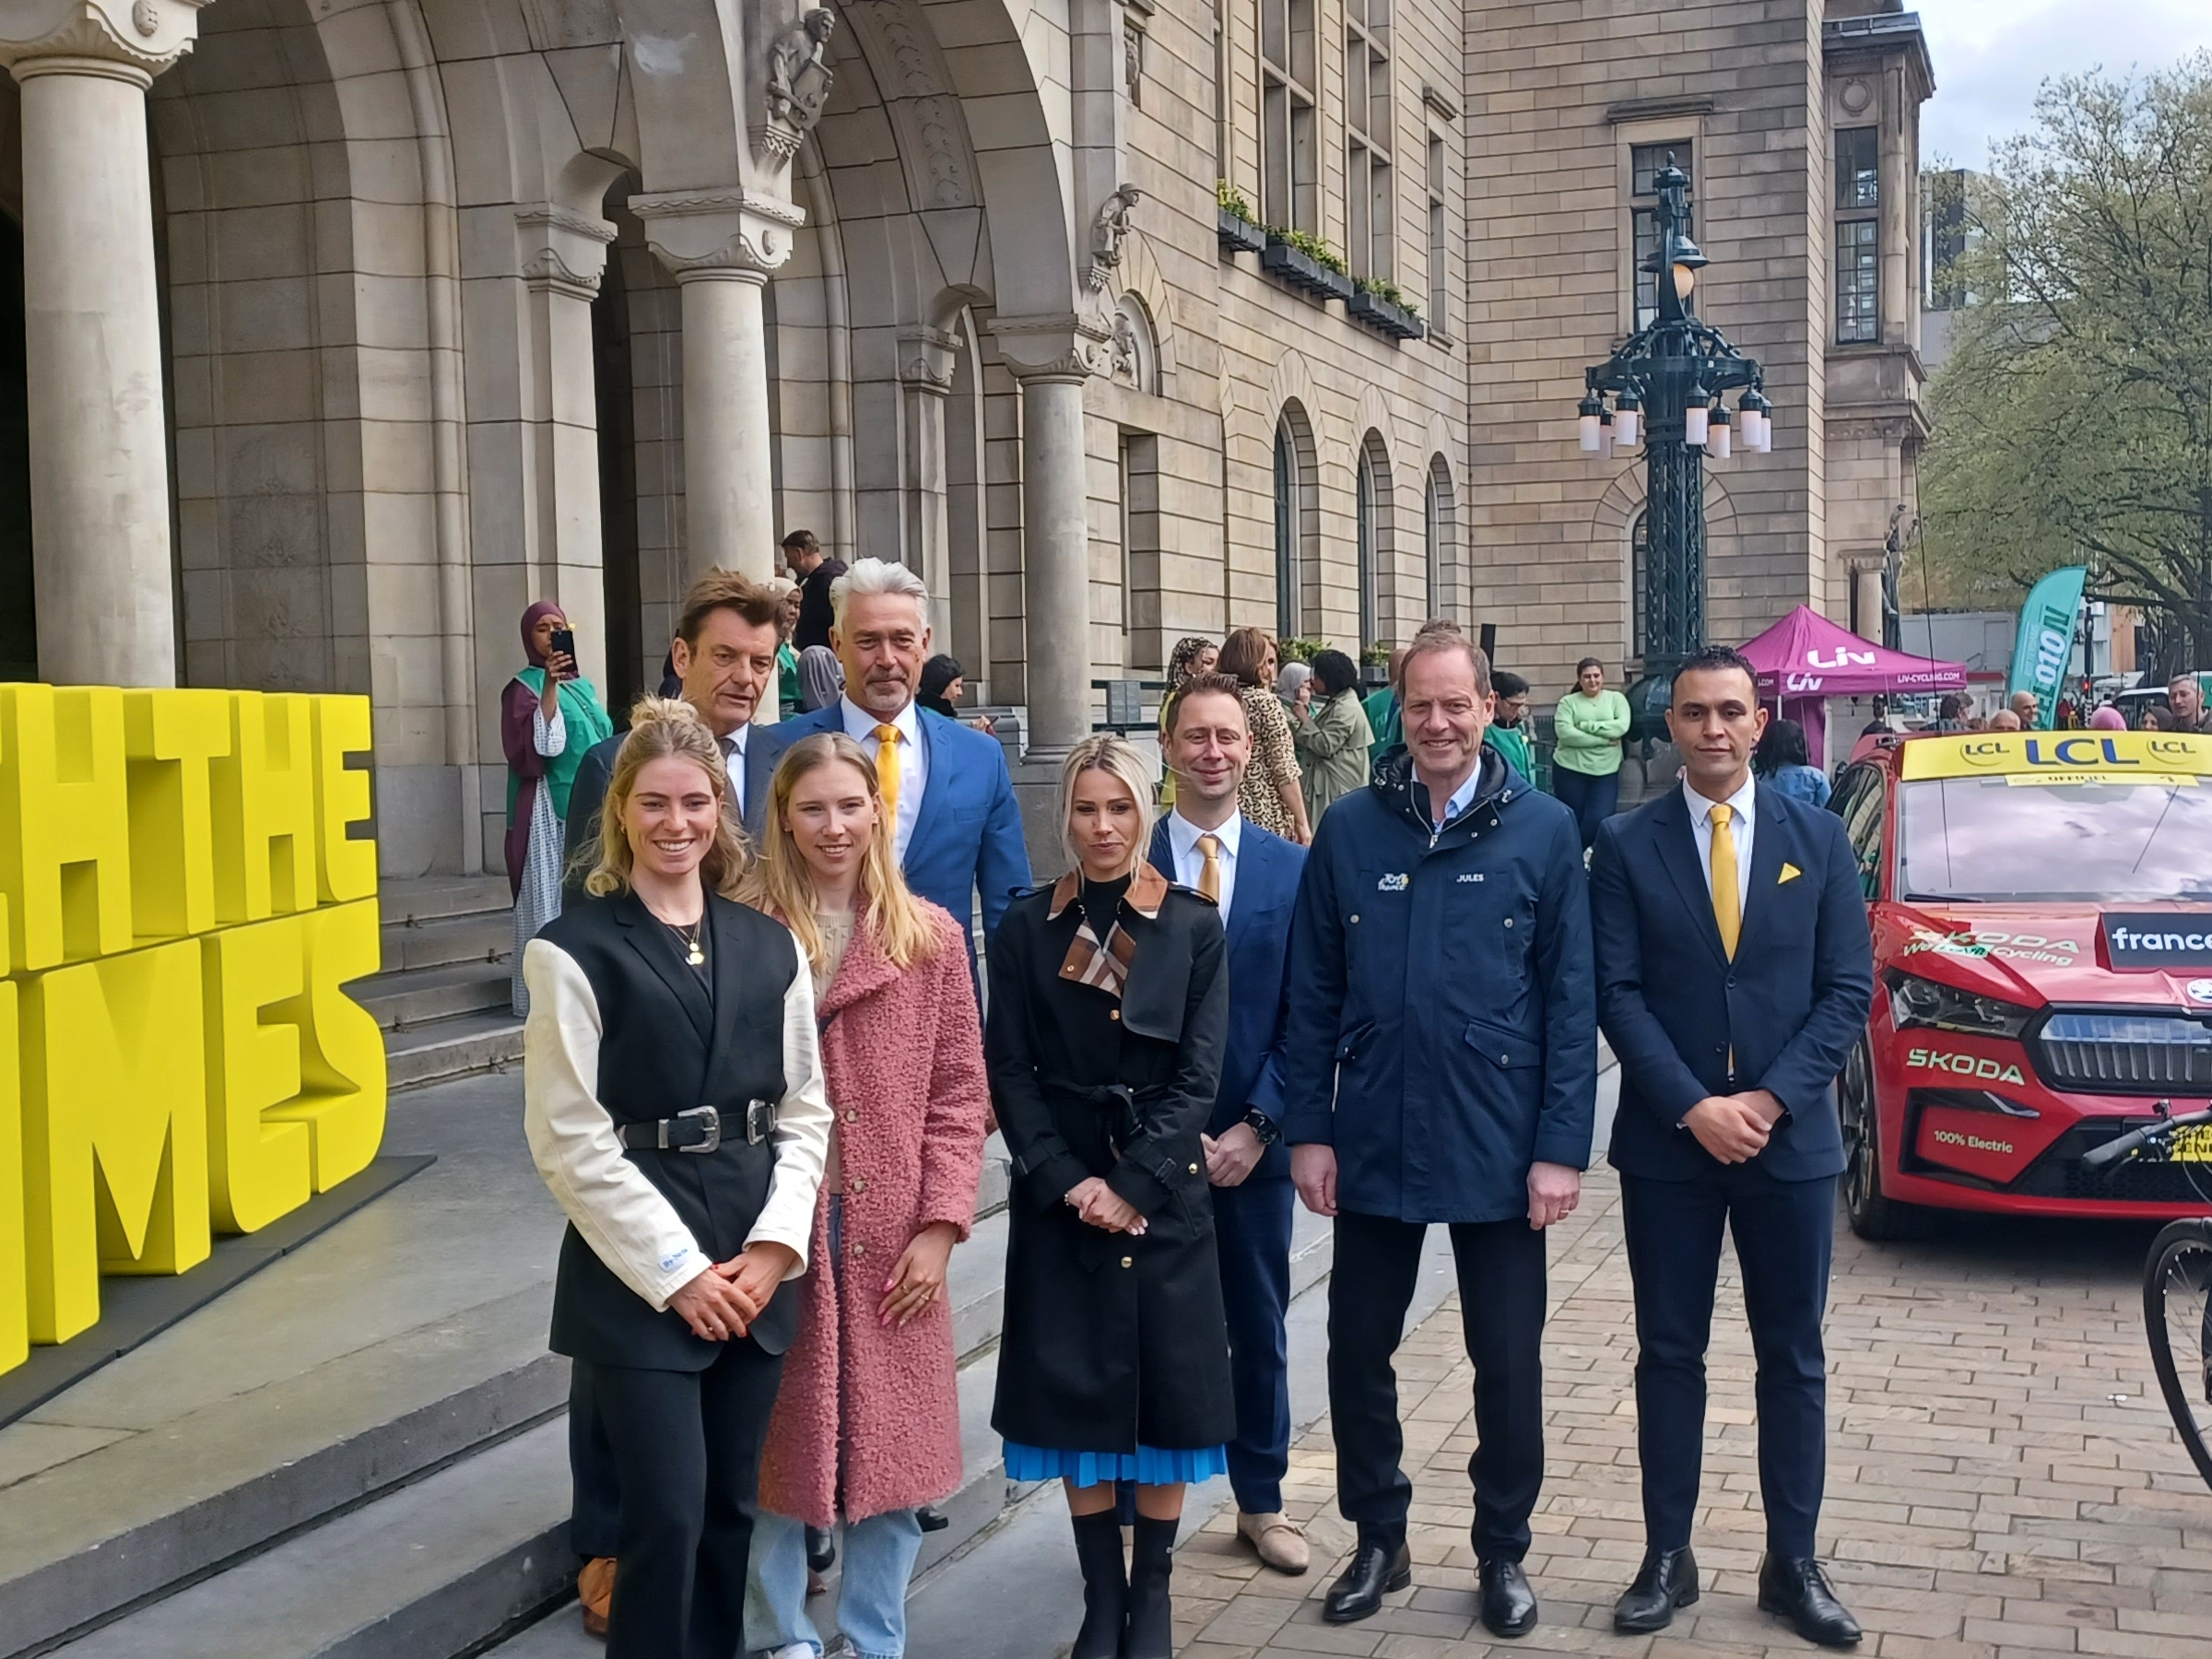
[1573,151,1764,677]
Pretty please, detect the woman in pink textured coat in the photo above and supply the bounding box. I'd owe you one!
[742,733,990,1659]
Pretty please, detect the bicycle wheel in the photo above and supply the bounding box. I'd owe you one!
[2144,1219,2212,1489]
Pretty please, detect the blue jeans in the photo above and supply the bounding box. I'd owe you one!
[1552,765,1620,852]
[748,1507,924,1659]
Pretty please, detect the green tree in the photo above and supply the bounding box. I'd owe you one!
[1920,56,2212,669]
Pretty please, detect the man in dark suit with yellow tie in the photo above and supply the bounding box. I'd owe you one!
[1590,644,1874,1648]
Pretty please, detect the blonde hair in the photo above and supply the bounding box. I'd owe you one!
[1058,735,1158,877]
[738,734,939,974]
[582,698,750,899]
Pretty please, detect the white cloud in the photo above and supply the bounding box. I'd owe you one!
[1917,0,2212,168]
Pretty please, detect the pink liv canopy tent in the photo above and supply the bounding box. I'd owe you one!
[1735,606,1968,769]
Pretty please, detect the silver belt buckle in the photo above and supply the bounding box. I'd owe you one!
[745,1100,775,1146]
[673,1104,721,1154]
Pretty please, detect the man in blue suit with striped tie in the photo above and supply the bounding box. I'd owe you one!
[1147,672,1312,1576]
[752,557,1032,944]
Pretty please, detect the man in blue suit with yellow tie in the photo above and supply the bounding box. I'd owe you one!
[753,557,1031,943]
[1590,644,1873,1648]
[1147,672,1312,1576]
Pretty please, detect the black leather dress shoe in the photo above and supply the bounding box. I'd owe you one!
[1478,1559,1537,1638]
[1322,1539,1411,1624]
[1758,1555,1863,1647]
[1614,1546,1700,1633]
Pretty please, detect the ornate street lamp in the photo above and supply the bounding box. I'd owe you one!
[1577,157,1771,697]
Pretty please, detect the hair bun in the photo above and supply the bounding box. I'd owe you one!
[626,693,707,732]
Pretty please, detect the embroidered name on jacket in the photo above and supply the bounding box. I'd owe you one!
[1377,873,1410,891]
[1456,873,1484,883]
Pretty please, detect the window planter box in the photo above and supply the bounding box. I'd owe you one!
[1217,207,1266,254]
[1348,287,1427,341]
[1261,235,1353,301]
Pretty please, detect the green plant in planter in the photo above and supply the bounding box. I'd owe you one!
[1360,641,1396,668]
[1277,637,1331,665]
[1265,226,1348,275]
[1217,181,1257,222]
[1352,277,1419,318]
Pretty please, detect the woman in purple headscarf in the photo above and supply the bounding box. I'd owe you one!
[504,602,613,1014]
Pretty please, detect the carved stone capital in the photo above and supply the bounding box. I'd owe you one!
[629,187,806,278]
[993,313,1113,383]
[515,206,616,300]
[899,324,961,392]
[0,0,210,84]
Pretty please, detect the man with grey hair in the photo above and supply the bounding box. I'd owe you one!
[754,556,1031,941]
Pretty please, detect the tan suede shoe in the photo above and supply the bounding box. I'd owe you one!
[1236,1511,1311,1575]
[578,1556,616,1641]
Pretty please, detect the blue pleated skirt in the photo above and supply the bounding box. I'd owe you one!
[1002,1441,1230,1488]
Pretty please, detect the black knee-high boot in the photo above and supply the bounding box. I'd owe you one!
[1123,1515,1179,1659]
[1069,1509,1128,1659]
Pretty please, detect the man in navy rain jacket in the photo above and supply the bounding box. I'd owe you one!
[1282,629,1597,1639]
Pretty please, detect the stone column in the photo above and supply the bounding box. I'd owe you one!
[631,188,801,585]
[515,205,618,693]
[2,0,206,688]
[900,324,957,606]
[994,315,1111,875]
[1879,65,1912,347]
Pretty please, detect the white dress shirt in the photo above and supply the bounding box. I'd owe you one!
[1684,771,1757,914]
[1166,808,1242,923]
[722,725,748,821]
[841,695,927,860]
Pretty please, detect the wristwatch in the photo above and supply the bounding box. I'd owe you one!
[1241,1107,1281,1147]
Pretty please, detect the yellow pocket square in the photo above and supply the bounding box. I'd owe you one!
[1779,863,1803,884]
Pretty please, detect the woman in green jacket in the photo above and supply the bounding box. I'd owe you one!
[1292,650,1374,824]
[1550,656,1631,850]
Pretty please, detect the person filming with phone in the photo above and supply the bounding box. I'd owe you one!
[506,601,614,1016]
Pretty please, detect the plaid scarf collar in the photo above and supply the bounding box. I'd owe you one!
[1048,863,1169,1001]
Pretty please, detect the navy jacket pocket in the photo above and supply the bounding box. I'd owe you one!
[1465,1017,1542,1070]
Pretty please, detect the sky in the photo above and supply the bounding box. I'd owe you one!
[1916,0,2212,168]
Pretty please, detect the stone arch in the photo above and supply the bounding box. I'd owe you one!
[1425,452,1456,624]
[1112,229,1177,394]
[1109,292,1159,395]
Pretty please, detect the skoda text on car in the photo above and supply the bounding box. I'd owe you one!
[1832,729,2212,1237]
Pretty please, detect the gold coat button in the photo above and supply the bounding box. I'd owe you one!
[1121,1256,1134,1268]
[1188,1162,1200,1174]
[844,1108,860,1124]
[1109,1009,1121,1021]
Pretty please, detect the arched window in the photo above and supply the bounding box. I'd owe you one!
[1356,448,1378,648]
[1630,510,1650,661]
[1423,454,1453,622]
[1274,422,1300,640]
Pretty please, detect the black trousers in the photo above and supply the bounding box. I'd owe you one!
[1620,1167,1835,1559]
[1326,1210,1547,1560]
[569,1367,621,1559]
[578,1338,784,1659]
[1214,1175,1295,1514]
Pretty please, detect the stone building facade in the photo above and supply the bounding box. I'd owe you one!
[0,0,1931,877]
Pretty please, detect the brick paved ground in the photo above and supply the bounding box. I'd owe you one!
[1170,1171,2212,1657]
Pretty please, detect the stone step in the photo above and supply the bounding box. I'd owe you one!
[0,1292,567,1659]
[376,876,515,927]
[50,1419,571,1659]
[359,960,513,1032]
[386,1012,526,1093]
[379,909,512,974]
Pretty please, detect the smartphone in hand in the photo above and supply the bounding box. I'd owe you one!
[548,628,576,677]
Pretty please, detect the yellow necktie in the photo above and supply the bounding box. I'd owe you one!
[1195,833,1222,903]
[874,724,900,823]
[1709,803,1741,959]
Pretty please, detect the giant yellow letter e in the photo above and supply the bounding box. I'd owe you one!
[203,917,316,1234]
[20,942,214,1346]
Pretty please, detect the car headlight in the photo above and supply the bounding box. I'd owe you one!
[1888,974,2032,1039]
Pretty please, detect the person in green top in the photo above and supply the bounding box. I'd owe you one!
[1549,655,1631,850]
[1362,645,1407,764]
[1482,669,1538,787]
[772,580,805,716]
[1292,649,1376,823]
[504,602,616,1013]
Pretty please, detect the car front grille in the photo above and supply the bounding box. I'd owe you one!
[2012,1124,2212,1205]
[2031,1012,2212,1096]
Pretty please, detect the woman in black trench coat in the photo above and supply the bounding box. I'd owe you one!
[987,735,1234,1659]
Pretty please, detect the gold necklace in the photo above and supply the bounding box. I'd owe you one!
[658,912,705,965]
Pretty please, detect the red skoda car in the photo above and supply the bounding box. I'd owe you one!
[1833,730,2212,1237]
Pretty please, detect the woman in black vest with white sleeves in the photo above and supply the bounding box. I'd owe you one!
[524,698,832,1659]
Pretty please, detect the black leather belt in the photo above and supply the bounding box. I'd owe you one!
[616,1101,774,1153]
